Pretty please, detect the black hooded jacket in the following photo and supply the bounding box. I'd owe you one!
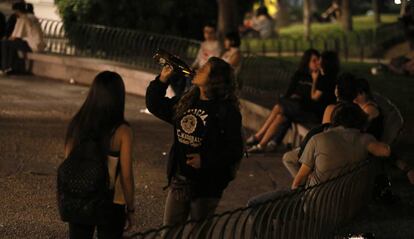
[146,77,244,198]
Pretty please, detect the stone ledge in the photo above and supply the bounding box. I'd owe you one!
[27,53,175,97]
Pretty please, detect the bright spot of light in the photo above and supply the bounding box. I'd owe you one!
[395,0,401,4]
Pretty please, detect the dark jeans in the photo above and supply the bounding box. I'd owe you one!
[163,177,220,226]
[68,204,126,239]
[163,176,220,238]
[1,39,31,72]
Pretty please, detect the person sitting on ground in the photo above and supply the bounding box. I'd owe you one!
[246,49,338,153]
[191,22,222,70]
[1,2,45,74]
[292,102,391,189]
[321,0,340,22]
[221,32,242,74]
[251,6,275,39]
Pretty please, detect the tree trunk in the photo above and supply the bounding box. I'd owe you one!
[217,0,239,41]
[401,0,408,16]
[304,0,311,40]
[276,0,290,28]
[372,0,381,26]
[341,0,353,32]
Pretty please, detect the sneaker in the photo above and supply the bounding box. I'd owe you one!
[247,144,264,153]
[0,68,12,76]
[246,135,259,146]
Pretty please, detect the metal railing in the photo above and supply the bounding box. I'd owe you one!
[236,55,295,108]
[39,19,200,72]
[130,159,379,239]
[240,23,405,62]
[38,18,295,99]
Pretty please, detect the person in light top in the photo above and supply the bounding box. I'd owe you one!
[192,23,222,70]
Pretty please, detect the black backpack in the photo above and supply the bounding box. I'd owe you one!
[57,137,116,225]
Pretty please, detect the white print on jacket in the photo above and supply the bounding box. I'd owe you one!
[177,108,208,147]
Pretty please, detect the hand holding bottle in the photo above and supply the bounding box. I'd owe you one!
[160,65,174,83]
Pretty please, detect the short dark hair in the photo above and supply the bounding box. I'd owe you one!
[321,51,340,77]
[355,77,374,100]
[225,32,241,47]
[331,102,368,130]
[26,3,34,14]
[12,2,26,13]
[204,22,217,30]
[336,73,358,102]
[256,6,269,17]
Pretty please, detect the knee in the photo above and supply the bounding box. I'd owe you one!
[275,114,287,123]
[273,104,284,113]
[283,149,299,164]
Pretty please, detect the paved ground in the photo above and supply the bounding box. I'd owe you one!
[0,75,291,238]
[0,75,413,239]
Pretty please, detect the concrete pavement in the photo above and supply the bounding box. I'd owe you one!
[0,75,290,238]
[1,75,413,239]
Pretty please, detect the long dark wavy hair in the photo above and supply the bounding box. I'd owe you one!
[174,57,239,119]
[297,48,320,74]
[65,71,126,151]
[321,50,340,78]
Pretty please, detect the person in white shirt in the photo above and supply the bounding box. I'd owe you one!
[1,2,44,74]
[221,32,241,74]
[251,6,275,39]
[192,23,222,70]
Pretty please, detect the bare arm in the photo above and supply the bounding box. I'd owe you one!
[363,104,380,121]
[293,138,316,189]
[322,104,336,124]
[228,51,241,69]
[292,164,312,189]
[119,126,135,211]
[367,142,391,157]
[311,87,323,101]
[64,139,73,158]
[310,71,323,101]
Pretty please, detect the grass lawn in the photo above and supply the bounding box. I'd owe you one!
[279,14,399,37]
[241,14,402,58]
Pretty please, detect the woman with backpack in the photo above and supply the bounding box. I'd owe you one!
[59,71,135,239]
[146,57,244,229]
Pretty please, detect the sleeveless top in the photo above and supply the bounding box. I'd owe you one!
[107,123,127,205]
[107,150,125,205]
[363,102,384,140]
